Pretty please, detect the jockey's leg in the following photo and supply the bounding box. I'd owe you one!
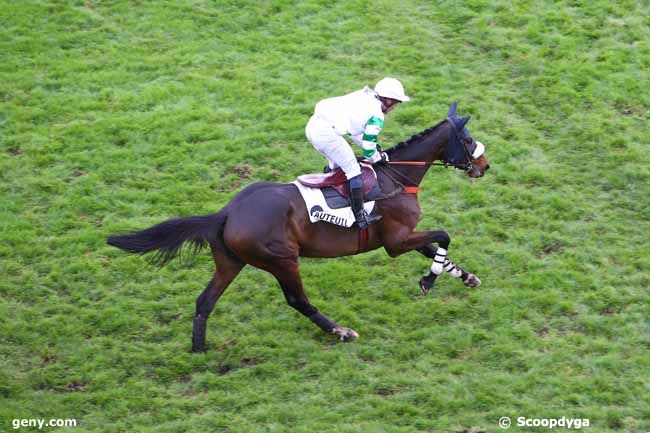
[330,144,382,229]
[347,174,382,229]
[322,136,361,178]
[306,115,345,175]
[305,116,380,228]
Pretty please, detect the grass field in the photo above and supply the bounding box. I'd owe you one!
[1,1,649,432]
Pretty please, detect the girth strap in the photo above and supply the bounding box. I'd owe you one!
[356,228,368,254]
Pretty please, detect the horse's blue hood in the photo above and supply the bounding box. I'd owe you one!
[443,101,471,165]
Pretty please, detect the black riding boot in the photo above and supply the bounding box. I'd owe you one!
[348,175,381,229]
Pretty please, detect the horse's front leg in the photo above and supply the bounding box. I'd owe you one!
[416,244,481,294]
[382,229,480,294]
[383,230,449,294]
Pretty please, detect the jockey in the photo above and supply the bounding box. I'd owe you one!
[305,77,410,229]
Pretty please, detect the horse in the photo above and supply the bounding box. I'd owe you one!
[107,102,491,352]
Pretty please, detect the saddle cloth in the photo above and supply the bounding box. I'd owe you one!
[292,181,375,227]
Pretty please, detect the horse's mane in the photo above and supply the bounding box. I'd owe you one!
[385,119,447,156]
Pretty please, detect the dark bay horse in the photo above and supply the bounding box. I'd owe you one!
[107,102,490,352]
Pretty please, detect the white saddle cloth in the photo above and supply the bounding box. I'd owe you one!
[291,181,375,227]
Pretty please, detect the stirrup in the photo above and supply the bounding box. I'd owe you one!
[355,210,381,229]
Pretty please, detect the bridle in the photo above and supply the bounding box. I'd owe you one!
[444,116,477,172]
[382,118,479,189]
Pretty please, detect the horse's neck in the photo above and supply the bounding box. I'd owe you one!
[390,122,450,185]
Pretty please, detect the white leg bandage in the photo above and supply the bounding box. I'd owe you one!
[430,248,464,278]
[443,257,463,278]
[430,248,447,275]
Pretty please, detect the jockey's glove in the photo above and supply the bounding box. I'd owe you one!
[366,150,389,164]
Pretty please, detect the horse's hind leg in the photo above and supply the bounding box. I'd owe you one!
[267,259,359,342]
[192,249,244,352]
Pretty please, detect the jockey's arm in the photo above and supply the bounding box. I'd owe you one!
[349,134,363,146]
[360,116,384,163]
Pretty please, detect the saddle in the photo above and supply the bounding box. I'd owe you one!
[296,163,385,209]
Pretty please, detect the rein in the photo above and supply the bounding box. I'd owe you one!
[377,162,422,195]
[386,118,473,172]
[378,116,479,195]
[382,119,473,194]
[387,160,466,168]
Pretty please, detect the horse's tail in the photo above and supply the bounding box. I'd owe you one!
[107,210,227,266]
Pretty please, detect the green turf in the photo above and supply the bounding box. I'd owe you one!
[1,1,649,432]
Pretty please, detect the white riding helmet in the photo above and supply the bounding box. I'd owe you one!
[374,77,410,102]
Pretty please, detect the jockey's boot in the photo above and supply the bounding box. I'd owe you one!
[348,174,382,229]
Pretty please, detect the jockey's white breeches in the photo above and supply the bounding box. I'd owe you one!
[305,115,361,179]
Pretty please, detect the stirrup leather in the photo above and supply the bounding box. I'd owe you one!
[348,176,381,229]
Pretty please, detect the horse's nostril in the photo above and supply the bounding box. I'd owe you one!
[486,164,491,171]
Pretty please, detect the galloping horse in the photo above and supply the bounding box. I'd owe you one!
[107,102,490,352]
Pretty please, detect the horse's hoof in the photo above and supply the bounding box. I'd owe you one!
[333,327,359,342]
[192,343,207,353]
[463,273,481,288]
[419,278,432,295]
[419,274,437,294]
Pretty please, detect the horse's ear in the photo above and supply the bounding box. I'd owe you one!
[448,101,457,117]
[458,115,471,129]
